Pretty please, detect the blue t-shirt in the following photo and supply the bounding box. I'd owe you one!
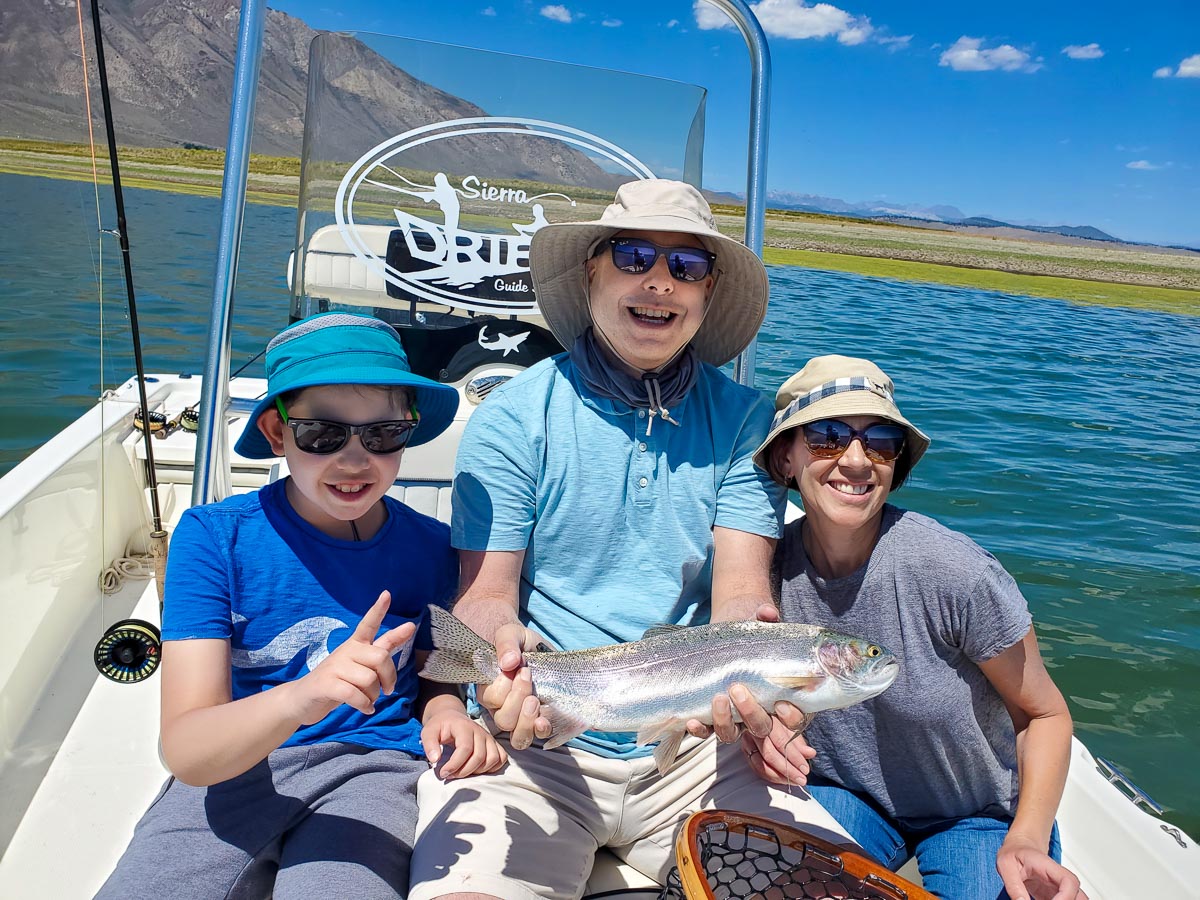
[162,477,458,755]
[452,353,786,757]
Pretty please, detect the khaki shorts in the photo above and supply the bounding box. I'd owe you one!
[408,735,855,900]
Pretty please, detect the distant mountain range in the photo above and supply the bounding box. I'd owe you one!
[762,190,1123,244]
[0,0,1163,247]
[0,0,617,186]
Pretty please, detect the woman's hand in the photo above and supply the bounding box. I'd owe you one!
[475,622,552,749]
[420,709,508,780]
[996,835,1088,900]
[741,702,816,786]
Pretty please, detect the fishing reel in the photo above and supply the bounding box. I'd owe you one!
[132,409,167,433]
[94,619,162,683]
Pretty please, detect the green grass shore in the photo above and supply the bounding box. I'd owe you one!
[4,139,1197,316]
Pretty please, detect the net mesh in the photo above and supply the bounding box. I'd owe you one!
[663,815,926,900]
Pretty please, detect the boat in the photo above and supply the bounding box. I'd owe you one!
[1,1,1197,896]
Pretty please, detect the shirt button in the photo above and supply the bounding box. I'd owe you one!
[637,409,646,419]
[638,442,647,452]
[638,476,648,488]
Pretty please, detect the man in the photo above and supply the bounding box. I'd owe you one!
[408,180,854,900]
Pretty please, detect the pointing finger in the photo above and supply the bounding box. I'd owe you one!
[352,591,393,643]
[375,621,416,654]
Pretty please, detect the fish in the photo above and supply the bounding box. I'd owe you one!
[419,605,899,774]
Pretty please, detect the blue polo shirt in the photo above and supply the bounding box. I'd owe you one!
[452,353,785,757]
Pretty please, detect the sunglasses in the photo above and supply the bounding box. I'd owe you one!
[276,398,419,455]
[801,419,907,463]
[606,237,716,282]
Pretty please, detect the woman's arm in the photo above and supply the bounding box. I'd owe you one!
[979,628,1085,900]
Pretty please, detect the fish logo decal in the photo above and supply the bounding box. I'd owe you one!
[478,325,530,357]
[231,614,414,673]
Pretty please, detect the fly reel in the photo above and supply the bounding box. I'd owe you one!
[133,409,167,433]
[94,619,162,683]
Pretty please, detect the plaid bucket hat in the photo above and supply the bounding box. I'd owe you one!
[528,179,770,367]
[752,355,931,474]
[235,312,459,459]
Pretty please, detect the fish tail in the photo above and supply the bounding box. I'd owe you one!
[418,605,500,684]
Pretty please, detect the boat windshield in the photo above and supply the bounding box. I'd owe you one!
[290,32,706,376]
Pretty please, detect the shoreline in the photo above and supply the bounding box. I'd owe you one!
[3,144,1196,317]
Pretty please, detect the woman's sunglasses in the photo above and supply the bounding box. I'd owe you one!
[276,398,418,455]
[801,419,907,463]
[606,237,715,282]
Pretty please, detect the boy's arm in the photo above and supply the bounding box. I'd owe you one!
[416,653,507,778]
[160,591,414,787]
[159,638,304,786]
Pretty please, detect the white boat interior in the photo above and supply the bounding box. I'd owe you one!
[1,1,1198,896]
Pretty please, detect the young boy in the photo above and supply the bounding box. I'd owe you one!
[97,312,504,899]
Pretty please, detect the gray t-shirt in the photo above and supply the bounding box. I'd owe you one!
[775,505,1031,827]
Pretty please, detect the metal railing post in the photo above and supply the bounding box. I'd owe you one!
[709,0,771,388]
[192,0,268,506]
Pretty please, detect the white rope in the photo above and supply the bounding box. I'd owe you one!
[98,538,157,594]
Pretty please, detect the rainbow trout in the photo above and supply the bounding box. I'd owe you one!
[420,605,898,773]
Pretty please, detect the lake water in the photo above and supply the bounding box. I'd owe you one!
[2,173,1198,837]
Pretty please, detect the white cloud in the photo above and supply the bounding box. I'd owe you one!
[1154,53,1200,77]
[602,18,622,27]
[1063,43,1103,60]
[694,0,880,46]
[1127,160,1163,170]
[667,19,680,28]
[878,34,913,52]
[940,36,1042,73]
[540,5,573,23]
[481,6,496,16]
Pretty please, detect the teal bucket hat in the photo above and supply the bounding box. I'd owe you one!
[235,312,459,459]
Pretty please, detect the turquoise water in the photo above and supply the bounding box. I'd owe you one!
[2,174,1198,835]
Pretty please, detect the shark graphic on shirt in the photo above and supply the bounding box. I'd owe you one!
[230,614,414,673]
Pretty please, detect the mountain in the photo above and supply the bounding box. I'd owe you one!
[0,0,618,186]
[764,190,1123,244]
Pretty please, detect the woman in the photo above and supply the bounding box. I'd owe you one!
[752,354,1085,900]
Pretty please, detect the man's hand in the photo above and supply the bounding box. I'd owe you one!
[476,622,552,750]
[286,591,415,726]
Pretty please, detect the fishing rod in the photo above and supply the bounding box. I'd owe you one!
[86,0,169,604]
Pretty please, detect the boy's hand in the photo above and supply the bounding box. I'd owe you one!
[420,709,508,779]
[289,591,415,726]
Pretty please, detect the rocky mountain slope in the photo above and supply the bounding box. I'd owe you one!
[0,0,616,184]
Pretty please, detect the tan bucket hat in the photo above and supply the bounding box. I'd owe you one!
[752,355,931,473]
[528,179,770,367]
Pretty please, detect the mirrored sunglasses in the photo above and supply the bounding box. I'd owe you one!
[276,398,418,455]
[607,237,715,282]
[801,418,907,463]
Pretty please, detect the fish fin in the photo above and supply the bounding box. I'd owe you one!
[635,718,688,774]
[539,703,590,750]
[418,605,499,685]
[765,675,823,690]
[652,727,688,775]
[640,623,686,639]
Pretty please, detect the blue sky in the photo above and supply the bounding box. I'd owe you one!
[275,0,1198,247]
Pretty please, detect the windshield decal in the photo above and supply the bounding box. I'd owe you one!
[335,117,653,315]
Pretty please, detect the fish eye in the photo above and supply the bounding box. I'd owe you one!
[867,645,881,657]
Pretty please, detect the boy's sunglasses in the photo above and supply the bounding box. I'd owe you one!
[276,398,418,455]
[801,419,907,463]
[606,238,716,282]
